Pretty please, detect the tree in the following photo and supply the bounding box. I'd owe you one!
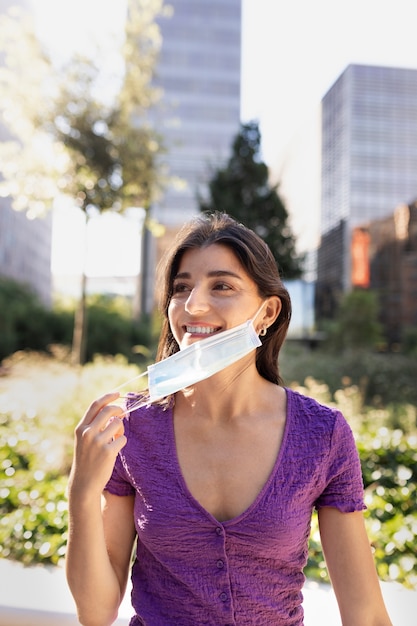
[199,121,304,278]
[0,0,168,364]
[324,289,384,352]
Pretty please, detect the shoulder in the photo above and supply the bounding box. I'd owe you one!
[285,387,341,426]
[284,387,353,451]
[122,395,172,437]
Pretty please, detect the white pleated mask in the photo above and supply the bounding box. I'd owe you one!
[147,315,262,401]
[114,304,266,408]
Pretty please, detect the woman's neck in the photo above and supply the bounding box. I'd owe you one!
[174,363,281,424]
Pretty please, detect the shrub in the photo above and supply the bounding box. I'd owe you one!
[0,354,415,590]
[0,277,55,360]
[0,278,159,364]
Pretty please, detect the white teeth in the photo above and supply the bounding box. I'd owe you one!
[186,326,217,334]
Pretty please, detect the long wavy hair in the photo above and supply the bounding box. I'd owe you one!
[155,212,292,385]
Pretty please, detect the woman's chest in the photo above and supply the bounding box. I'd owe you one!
[173,414,286,522]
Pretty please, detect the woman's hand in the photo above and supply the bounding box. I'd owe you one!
[68,392,127,497]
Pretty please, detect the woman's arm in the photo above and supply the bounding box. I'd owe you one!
[65,393,136,626]
[318,507,393,626]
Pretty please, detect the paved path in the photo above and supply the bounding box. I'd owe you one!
[0,558,415,625]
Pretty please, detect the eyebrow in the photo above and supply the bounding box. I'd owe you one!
[173,270,243,280]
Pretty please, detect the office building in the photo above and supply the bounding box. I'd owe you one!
[316,63,417,318]
[0,0,52,307]
[0,203,52,307]
[139,0,242,312]
[152,0,241,227]
[365,201,417,343]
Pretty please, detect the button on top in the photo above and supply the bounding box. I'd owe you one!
[215,526,223,535]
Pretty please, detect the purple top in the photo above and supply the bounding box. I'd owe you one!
[105,388,365,626]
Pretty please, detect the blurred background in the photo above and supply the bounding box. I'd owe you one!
[0,0,416,623]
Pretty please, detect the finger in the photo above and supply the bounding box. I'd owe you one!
[79,392,121,427]
[75,402,124,441]
[103,416,125,441]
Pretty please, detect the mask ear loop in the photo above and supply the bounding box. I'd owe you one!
[110,370,151,418]
[111,369,148,394]
[251,301,267,335]
[114,301,268,416]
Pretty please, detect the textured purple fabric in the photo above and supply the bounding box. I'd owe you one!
[105,388,365,626]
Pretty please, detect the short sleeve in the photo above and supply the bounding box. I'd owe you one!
[314,411,366,512]
[105,451,135,497]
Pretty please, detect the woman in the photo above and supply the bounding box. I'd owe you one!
[66,213,392,626]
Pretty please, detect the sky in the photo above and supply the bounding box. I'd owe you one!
[241,0,417,166]
[31,0,417,273]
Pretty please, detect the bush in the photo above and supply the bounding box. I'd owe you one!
[0,277,55,360]
[0,353,143,566]
[322,289,384,352]
[359,426,417,588]
[0,278,159,364]
[402,326,417,356]
[300,380,417,589]
[281,341,417,409]
[0,353,415,590]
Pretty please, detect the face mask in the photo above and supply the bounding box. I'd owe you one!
[147,315,262,401]
[114,303,266,409]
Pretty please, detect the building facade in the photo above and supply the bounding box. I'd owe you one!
[0,0,52,307]
[367,202,417,344]
[138,0,242,312]
[152,0,241,227]
[317,64,417,320]
[0,203,52,307]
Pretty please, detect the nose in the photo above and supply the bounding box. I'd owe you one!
[184,286,210,315]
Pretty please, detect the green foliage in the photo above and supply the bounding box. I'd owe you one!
[322,288,384,351]
[84,294,157,362]
[0,277,56,360]
[281,341,417,409]
[199,121,304,279]
[402,326,417,356]
[297,380,417,589]
[359,426,416,588]
[0,408,69,566]
[0,278,158,363]
[0,1,168,364]
[0,1,167,216]
[0,353,416,590]
[0,353,144,566]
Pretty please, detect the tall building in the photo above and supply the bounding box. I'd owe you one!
[317,63,417,318]
[0,0,52,307]
[366,201,417,344]
[153,0,242,227]
[139,0,242,312]
[0,204,52,307]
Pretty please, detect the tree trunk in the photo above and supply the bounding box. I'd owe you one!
[70,211,89,365]
[71,271,88,365]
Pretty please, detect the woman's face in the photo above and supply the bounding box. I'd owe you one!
[168,243,265,350]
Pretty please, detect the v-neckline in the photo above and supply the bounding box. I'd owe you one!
[168,388,292,525]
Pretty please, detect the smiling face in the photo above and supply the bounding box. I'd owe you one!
[168,244,265,350]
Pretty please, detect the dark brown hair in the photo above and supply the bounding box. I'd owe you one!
[156,212,291,385]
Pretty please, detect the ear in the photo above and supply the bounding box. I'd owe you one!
[262,296,282,328]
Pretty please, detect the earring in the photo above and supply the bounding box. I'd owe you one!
[260,327,267,337]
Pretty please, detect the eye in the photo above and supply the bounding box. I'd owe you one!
[172,282,191,294]
[213,282,232,292]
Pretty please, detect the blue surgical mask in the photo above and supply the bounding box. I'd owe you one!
[147,315,262,401]
[115,303,266,406]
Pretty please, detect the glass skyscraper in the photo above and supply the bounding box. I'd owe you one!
[0,0,52,307]
[317,63,417,315]
[152,0,242,226]
[139,0,241,312]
